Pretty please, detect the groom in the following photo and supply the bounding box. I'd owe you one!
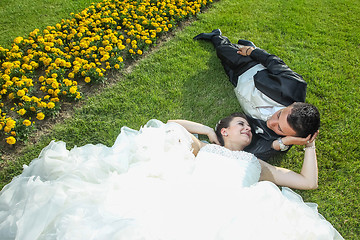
[194,29,320,161]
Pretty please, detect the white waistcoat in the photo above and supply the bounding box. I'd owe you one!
[234,64,285,122]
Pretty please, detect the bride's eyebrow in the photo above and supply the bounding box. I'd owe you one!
[237,120,250,126]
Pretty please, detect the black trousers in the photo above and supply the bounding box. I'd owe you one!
[211,35,258,87]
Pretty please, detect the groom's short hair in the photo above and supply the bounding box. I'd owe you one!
[288,102,320,138]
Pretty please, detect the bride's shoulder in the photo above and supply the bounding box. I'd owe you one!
[200,144,257,162]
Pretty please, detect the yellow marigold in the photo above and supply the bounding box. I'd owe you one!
[11,131,16,136]
[22,95,32,102]
[129,49,134,54]
[17,108,26,115]
[137,50,143,55]
[4,126,11,133]
[45,77,53,85]
[47,102,55,109]
[102,40,110,46]
[114,64,120,69]
[5,81,13,88]
[105,45,113,52]
[14,36,23,44]
[51,82,59,89]
[85,77,91,83]
[73,66,80,73]
[23,119,32,126]
[16,89,25,97]
[64,79,72,86]
[6,136,16,145]
[30,107,36,112]
[6,118,16,128]
[36,112,45,120]
[69,86,77,94]
[8,93,15,100]
[15,81,24,88]
[2,74,11,81]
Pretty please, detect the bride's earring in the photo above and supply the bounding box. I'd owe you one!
[224,133,228,137]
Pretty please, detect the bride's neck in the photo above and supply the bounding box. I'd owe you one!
[224,142,245,152]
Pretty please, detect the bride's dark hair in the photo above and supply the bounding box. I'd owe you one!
[215,112,248,146]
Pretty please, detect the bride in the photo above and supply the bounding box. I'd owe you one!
[0,113,343,239]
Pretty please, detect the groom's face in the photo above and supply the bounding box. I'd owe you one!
[266,106,297,136]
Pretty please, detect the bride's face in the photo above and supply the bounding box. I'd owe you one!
[223,117,252,146]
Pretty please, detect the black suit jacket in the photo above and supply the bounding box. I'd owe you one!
[251,48,307,106]
[242,49,307,161]
[213,36,308,161]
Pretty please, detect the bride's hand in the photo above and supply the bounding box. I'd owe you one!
[282,130,319,146]
[208,130,220,145]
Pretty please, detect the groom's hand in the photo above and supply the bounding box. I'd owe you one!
[282,130,319,146]
[237,46,255,56]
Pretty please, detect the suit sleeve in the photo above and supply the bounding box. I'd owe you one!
[249,48,307,106]
[244,136,291,162]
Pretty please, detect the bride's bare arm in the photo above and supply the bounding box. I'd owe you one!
[167,120,208,156]
[167,120,220,145]
[259,141,318,190]
[189,134,207,156]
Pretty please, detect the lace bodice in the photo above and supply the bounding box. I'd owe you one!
[193,144,261,187]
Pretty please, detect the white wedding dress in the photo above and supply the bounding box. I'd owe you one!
[0,120,343,240]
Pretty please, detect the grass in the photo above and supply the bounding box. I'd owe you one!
[1,0,360,239]
[0,0,98,48]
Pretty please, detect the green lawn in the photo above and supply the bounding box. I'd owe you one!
[0,0,98,48]
[1,0,359,239]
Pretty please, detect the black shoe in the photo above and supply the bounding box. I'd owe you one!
[237,39,256,48]
[193,29,222,40]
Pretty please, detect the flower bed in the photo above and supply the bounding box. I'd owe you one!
[0,0,212,146]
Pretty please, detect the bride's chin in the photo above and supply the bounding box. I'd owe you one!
[241,134,251,141]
